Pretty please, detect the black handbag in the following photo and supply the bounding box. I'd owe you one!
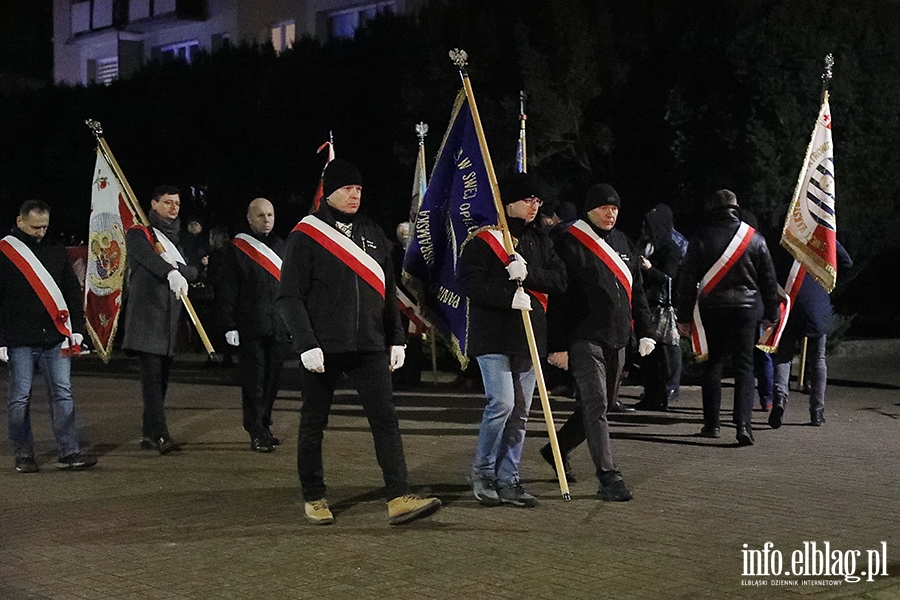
[652,277,679,345]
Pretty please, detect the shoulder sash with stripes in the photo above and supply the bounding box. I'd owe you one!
[233,233,282,280]
[294,215,385,299]
[0,235,81,355]
[475,228,549,312]
[131,225,186,265]
[689,222,756,360]
[567,219,633,304]
[396,287,430,335]
[757,260,805,353]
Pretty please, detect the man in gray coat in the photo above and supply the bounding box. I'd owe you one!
[122,185,198,455]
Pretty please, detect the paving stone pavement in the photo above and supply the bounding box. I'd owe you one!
[1,342,898,599]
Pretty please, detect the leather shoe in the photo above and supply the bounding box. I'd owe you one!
[768,405,784,429]
[539,443,577,483]
[608,401,635,413]
[736,422,754,446]
[699,425,720,438]
[265,427,280,446]
[251,437,274,453]
[156,436,180,455]
[810,409,826,426]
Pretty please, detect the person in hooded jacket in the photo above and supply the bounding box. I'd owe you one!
[457,172,567,508]
[277,158,440,527]
[633,204,683,411]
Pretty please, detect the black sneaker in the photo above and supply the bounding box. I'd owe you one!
[15,456,39,473]
[768,405,784,429]
[540,443,577,483]
[598,476,633,502]
[56,452,97,470]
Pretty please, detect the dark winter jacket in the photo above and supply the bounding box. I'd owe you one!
[121,225,199,356]
[218,232,290,342]
[639,204,683,309]
[773,241,853,337]
[548,219,653,351]
[277,204,405,355]
[0,228,85,348]
[457,218,567,358]
[675,207,779,323]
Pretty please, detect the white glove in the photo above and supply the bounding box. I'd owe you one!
[301,347,325,373]
[167,269,189,297]
[72,333,84,346]
[0,347,7,363]
[159,251,178,267]
[389,345,406,371]
[511,287,532,311]
[505,253,528,281]
[225,330,240,347]
[638,337,657,357]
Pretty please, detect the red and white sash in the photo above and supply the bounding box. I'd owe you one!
[757,260,806,353]
[689,222,756,360]
[0,235,81,356]
[397,287,429,335]
[475,228,549,312]
[567,219,633,304]
[294,215,385,298]
[233,233,282,280]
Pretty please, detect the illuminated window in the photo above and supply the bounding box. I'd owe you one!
[89,57,119,85]
[271,21,296,53]
[157,40,200,63]
[325,2,395,39]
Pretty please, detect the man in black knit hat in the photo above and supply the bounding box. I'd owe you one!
[544,183,655,501]
[278,158,441,526]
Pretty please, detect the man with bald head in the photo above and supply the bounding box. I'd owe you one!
[220,197,291,452]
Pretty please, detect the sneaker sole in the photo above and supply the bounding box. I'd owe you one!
[389,498,441,526]
[598,491,633,502]
[15,466,39,473]
[56,461,97,470]
[499,497,538,508]
[473,491,502,507]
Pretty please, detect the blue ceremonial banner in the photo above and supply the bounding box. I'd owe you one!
[403,89,500,366]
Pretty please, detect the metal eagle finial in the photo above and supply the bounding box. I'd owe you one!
[822,53,834,82]
[449,49,468,69]
[415,122,428,145]
[85,119,103,138]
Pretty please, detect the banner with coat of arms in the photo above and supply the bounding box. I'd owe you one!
[84,148,135,362]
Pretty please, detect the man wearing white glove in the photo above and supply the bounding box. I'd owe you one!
[278,159,440,526]
[0,200,96,472]
[121,186,198,456]
[219,198,291,452]
[542,184,655,502]
[457,172,567,508]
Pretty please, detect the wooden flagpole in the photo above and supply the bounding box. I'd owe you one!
[450,49,570,500]
[85,119,217,358]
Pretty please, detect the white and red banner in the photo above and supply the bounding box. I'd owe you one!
[84,149,135,362]
[294,215,385,299]
[568,219,633,304]
[757,260,806,353]
[781,97,837,293]
[689,222,756,360]
[0,236,81,356]
[233,233,282,280]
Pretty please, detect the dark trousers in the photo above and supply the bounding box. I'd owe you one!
[700,308,757,426]
[297,351,410,502]
[556,341,624,477]
[239,336,290,438]
[137,352,173,439]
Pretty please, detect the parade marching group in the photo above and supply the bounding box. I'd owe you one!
[1,57,843,528]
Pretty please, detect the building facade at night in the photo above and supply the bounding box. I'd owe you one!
[52,0,419,86]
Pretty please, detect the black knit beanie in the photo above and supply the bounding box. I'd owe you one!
[501,172,542,205]
[322,159,363,199]
[583,183,621,213]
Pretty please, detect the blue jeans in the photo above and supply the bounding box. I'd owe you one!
[6,344,80,459]
[472,354,536,486]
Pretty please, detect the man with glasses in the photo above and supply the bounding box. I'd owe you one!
[458,172,567,507]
